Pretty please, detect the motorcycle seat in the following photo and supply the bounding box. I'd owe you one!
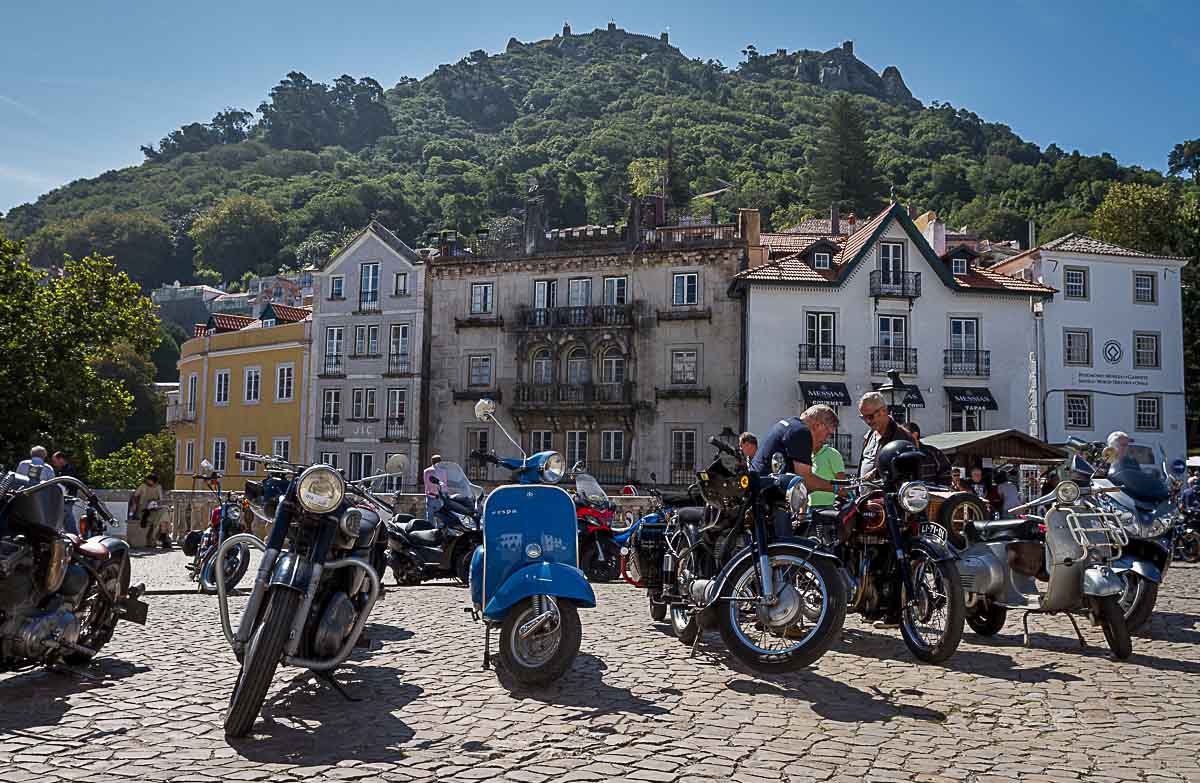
[407,527,445,546]
[392,518,433,535]
[811,507,842,526]
[675,507,705,526]
[967,518,1030,544]
[66,534,111,560]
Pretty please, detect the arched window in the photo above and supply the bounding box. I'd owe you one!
[531,349,553,385]
[600,347,625,385]
[565,347,589,385]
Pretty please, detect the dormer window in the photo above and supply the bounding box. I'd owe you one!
[813,252,831,270]
[952,258,968,276]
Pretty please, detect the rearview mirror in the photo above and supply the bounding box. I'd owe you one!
[474,398,496,422]
[771,452,786,474]
[384,454,409,475]
[200,459,213,474]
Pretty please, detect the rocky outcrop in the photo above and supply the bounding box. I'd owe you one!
[880,65,915,106]
[774,42,921,107]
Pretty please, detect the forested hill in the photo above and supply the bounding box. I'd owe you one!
[0,23,1174,291]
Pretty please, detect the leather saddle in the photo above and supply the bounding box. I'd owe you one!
[66,534,111,560]
[388,518,444,547]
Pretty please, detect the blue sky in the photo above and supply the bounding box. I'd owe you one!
[1,0,1197,214]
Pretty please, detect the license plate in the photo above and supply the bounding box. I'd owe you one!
[119,597,150,625]
[919,522,948,544]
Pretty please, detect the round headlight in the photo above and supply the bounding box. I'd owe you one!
[525,542,543,559]
[898,481,930,513]
[541,452,566,484]
[771,452,787,475]
[1055,480,1081,505]
[786,476,809,515]
[297,465,345,514]
[224,504,242,522]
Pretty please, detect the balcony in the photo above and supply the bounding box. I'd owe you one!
[870,346,918,375]
[669,464,696,486]
[166,403,196,425]
[591,464,635,486]
[869,270,921,299]
[656,306,712,324]
[454,315,503,330]
[452,389,501,403]
[655,386,711,402]
[512,382,635,410]
[798,344,846,373]
[319,417,341,440]
[385,353,413,376]
[944,349,991,378]
[513,304,638,331]
[320,354,345,377]
[382,417,408,441]
[356,291,381,313]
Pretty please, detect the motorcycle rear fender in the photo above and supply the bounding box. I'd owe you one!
[1109,555,1163,584]
[469,545,484,607]
[700,539,840,610]
[93,535,130,560]
[908,535,958,563]
[1082,565,1124,597]
[268,552,314,593]
[482,561,596,620]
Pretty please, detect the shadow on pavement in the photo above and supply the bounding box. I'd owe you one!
[725,675,947,724]
[0,658,149,738]
[1135,611,1200,644]
[498,653,669,721]
[128,548,177,559]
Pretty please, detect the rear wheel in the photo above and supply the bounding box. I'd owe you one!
[224,588,300,738]
[965,602,1008,637]
[669,604,698,645]
[199,543,251,594]
[454,548,473,586]
[899,554,965,663]
[65,556,128,664]
[1179,531,1200,563]
[1094,595,1132,660]
[648,595,667,622]
[498,596,581,686]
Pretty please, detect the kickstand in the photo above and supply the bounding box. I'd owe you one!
[689,619,702,658]
[316,671,361,702]
[1066,613,1088,648]
[1021,611,1033,647]
[482,624,492,671]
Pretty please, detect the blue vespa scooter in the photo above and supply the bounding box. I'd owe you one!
[466,398,596,686]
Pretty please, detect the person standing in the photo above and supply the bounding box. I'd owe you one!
[750,405,841,538]
[423,455,447,521]
[129,474,165,548]
[51,451,79,534]
[993,467,1023,517]
[738,432,758,462]
[17,446,55,483]
[857,393,913,480]
[809,441,846,510]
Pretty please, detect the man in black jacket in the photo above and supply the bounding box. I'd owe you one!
[858,392,913,480]
[751,405,840,538]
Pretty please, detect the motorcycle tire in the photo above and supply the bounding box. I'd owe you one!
[1179,532,1200,563]
[455,548,473,587]
[65,556,128,665]
[199,544,251,595]
[498,597,581,686]
[717,550,847,673]
[1118,573,1158,635]
[965,602,1007,637]
[899,556,965,664]
[1094,595,1132,660]
[669,604,699,645]
[225,587,301,738]
[649,595,667,622]
[581,549,618,583]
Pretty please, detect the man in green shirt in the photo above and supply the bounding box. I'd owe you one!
[809,443,846,508]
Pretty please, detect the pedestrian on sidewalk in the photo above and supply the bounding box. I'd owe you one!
[423,455,446,521]
[130,474,166,548]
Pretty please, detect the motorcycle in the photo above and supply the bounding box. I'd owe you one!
[805,441,965,663]
[182,461,252,594]
[215,451,405,737]
[1175,507,1200,563]
[384,461,482,586]
[954,437,1132,659]
[0,471,148,670]
[572,469,621,583]
[633,436,847,672]
[466,398,596,686]
[618,481,704,622]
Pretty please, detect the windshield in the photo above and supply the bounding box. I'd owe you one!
[575,473,609,504]
[441,462,480,500]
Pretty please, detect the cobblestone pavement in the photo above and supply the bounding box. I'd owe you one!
[3,548,1200,782]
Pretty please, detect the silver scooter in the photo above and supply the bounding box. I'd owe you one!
[955,440,1132,659]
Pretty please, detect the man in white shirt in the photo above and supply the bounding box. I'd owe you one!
[16,446,55,483]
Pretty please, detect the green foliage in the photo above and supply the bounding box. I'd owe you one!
[808,94,886,216]
[22,211,184,289]
[151,322,187,382]
[1168,139,1200,183]
[258,72,394,152]
[189,194,283,282]
[1092,183,1185,256]
[89,430,175,490]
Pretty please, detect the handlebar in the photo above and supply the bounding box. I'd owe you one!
[708,436,739,458]
[470,449,500,465]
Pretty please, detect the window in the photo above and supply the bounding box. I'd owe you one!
[468,355,492,387]
[1064,329,1091,366]
[393,271,409,296]
[600,348,625,385]
[244,367,261,404]
[367,325,380,356]
[1064,266,1089,299]
[531,431,553,453]
[272,437,291,462]
[567,278,592,307]
[603,276,627,305]
[1065,393,1092,430]
[671,350,698,385]
[813,252,831,270]
[329,275,345,300]
[879,242,905,282]
[365,388,377,420]
[325,326,344,358]
[351,388,365,420]
[353,325,380,356]
[950,406,983,433]
[806,312,835,347]
[261,318,276,328]
[359,262,380,302]
[187,373,198,415]
[467,429,490,481]
[673,272,698,306]
[951,258,967,276]
[240,439,258,474]
[566,431,588,468]
[212,439,227,473]
[470,282,493,314]
[1134,272,1156,304]
[387,388,406,423]
[671,430,697,484]
[185,440,195,473]
[349,452,374,482]
[534,279,558,310]
[601,431,625,462]
[214,370,230,405]
[323,389,341,423]
[950,318,979,351]
[389,324,409,357]
[878,316,906,348]
[565,347,589,385]
[1135,396,1162,431]
[319,452,339,469]
[275,364,294,402]
[1134,333,1160,369]
[531,349,553,385]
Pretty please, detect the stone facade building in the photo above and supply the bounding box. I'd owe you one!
[426,201,765,487]
[306,222,427,490]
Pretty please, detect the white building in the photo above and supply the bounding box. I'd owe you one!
[992,234,1188,459]
[733,202,1055,466]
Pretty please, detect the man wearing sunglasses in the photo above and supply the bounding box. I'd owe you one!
[857,391,913,481]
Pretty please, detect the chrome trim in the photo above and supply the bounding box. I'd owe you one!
[283,558,381,671]
[215,534,270,650]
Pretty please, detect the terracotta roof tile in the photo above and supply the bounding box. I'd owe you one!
[209,313,254,333]
[270,303,312,323]
[1041,233,1190,261]
[193,324,206,338]
[954,266,1057,294]
[734,253,836,284]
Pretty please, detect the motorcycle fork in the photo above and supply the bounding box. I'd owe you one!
[284,523,336,658]
[885,496,918,611]
[749,499,776,606]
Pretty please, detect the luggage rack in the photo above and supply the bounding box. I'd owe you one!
[1063,508,1128,561]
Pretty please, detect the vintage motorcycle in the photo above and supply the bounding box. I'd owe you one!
[1175,506,1200,563]
[572,470,620,582]
[383,461,482,586]
[618,481,703,622]
[466,398,596,686]
[215,451,405,737]
[955,438,1132,659]
[806,440,965,663]
[0,471,148,671]
[182,460,252,593]
[633,436,847,672]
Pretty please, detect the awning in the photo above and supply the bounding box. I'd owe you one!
[872,382,925,408]
[945,386,999,411]
[799,381,852,407]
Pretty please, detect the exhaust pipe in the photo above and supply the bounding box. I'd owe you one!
[688,578,718,606]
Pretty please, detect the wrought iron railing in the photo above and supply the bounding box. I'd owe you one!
[869,270,921,298]
[321,354,345,376]
[513,382,635,407]
[386,352,412,375]
[831,434,853,465]
[669,464,696,486]
[798,344,846,373]
[514,304,636,330]
[357,291,381,312]
[943,349,990,378]
[383,417,407,441]
[870,346,918,375]
[320,416,341,440]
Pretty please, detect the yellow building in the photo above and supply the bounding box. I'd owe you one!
[168,304,312,488]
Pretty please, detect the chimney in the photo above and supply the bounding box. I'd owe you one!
[660,31,669,44]
[924,217,946,256]
[842,40,853,55]
[607,21,616,31]
[738,208,761,247]
[438,229,458,258]
[1027,218,1036,250]
[830,204,840,235]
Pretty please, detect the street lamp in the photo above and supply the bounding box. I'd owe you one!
[876,369,909,414]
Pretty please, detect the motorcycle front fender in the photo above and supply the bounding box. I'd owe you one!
[482,561,596,620]
[700,539,840,610]
[1109,555,1163,584]
[1082,565,1124,598]
[908,535,958,563]
[268,551,314,593]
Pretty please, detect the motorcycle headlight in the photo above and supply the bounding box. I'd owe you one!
[297,464,345,514]
[786,476,809,515]
[771,452,786,475]
[1132,508,1174,539]
[224,504,242,522]
[1055,480,1081,505]
[899,481,930,513]
[541,452,566,484]
[459,513,479,531]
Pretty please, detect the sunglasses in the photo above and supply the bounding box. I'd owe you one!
[860,408,885,422]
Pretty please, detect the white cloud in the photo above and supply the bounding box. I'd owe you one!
[0,95,49,125]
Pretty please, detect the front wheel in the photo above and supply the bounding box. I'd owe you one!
[200,543,251,594]
[669,604,698,645]
[224,588,301,738]
[454,547,473,587]
[717,551,847,673]
[1178,531,1200,563]
[1094,595,1132,660]
[965,602,1008,637]
[581,540,619,583]
[648,594,667,622]
[900,555,965,663]
[498,596,581,686]
[1117,572,1158,633]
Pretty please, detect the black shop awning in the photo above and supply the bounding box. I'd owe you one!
[799,381,852,407]
[945,386,999,411]
[872,382,925,408]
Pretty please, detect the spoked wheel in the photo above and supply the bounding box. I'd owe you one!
[717,551,847,673]
[942,495,988,550]
[498,595,581,686]
[581,543,619,583]
[669,604,699,645]
[200,543,251,594]
[1116,572,1158,634]
[225,587,300,738]
[1093,595,1132,660]
[965,602,1008,636]
[1178,532,1200,563]
[64,556,129,665]
[899,554,965,663]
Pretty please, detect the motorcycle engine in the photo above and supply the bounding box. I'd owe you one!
[1,603,80,662]
[627,521,666,589]
[312,591,356,659]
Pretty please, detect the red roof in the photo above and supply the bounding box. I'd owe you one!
[762,232,845,256]
[270,304,312,323]
[193,324,206,338]
[209,313,254,333]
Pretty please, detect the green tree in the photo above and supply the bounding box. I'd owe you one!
[150,321,187,382]
[89,430,174,490]
[189,194,284,282]
[809,94,886,215]
[1091,183,1181,255]
[1168,139,1200,183]
[23,211,180,290]
[90,344,164,455]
